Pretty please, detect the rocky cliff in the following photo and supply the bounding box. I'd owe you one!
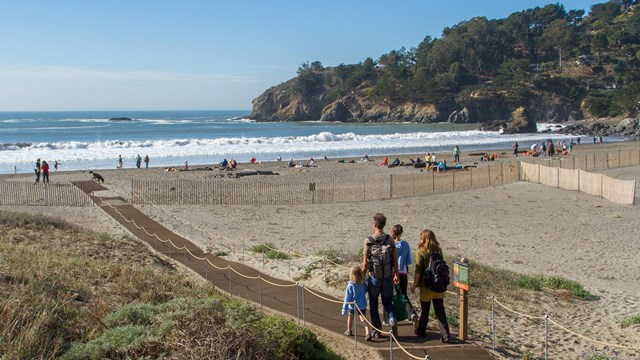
[250,78,585,133]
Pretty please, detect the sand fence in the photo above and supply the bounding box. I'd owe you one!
[520,162,637,205]
[129,162,519,206]
[0,182,93,206]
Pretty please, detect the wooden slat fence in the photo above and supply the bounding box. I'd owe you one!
[0,182,94,206]
[525,149,640,171]
[132,162,520,206]
[520,162,636,205]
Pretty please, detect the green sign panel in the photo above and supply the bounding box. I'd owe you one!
[453,261,470,291]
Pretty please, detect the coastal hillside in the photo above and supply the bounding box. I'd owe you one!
[251,1,640,127]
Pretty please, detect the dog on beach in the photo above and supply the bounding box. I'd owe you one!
[89,171,105,183]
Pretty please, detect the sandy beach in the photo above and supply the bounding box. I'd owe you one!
[2,141,639,359]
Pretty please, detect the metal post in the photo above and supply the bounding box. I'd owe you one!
[302,284,306,324]
[544,314,549,360]
[288,250,291,279]
[205,261,208,281]
[362,176,366,201]
[323,256,327,284]
[296,283,300,323]
[228,267,232,294]
[184,247,187,265]
[488,164,491,185]
[500,162,504,184]
[452,170,455,191]
[412,173,415,195]
[354,306,358,349]
[389,331,393,359]
[262,251,265,268]
[431,171,435,192]
[491,296,496,352]
[259,276,263,309]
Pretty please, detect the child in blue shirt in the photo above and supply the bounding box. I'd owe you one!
[341,265,372,340]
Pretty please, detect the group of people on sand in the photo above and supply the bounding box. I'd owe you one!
[286,157,318,168]
[117,154,150,169]
[33,158,52,184]
[341,213,450,342]
[219,158,238,171]
[33,158,61,184]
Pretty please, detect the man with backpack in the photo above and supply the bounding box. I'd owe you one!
[362,213,400,338]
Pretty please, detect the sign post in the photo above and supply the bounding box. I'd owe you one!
[453,258,470,341]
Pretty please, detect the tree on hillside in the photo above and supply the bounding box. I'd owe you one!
[292,61,325,98]
[540,19,578,69]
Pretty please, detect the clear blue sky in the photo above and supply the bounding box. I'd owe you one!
[0,1,603,111]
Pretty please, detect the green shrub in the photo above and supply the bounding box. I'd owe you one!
[621,314,640,327]
[253,317,341,360]
[515,274,595,299]
[250,242,290,260]
[316,249,344,264]
[543,276,595,300]
[516,275,544,291]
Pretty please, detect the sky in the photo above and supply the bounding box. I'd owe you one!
[0,1,604,111]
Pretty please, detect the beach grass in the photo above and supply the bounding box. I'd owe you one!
[0,211,340,359]
[621,314,640,327]
[250,242,291,260]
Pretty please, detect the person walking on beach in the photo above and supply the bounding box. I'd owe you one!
[411,229,450,342]
[513,142,519,157]
[41,160,50,184]
[34,158,41,184]
[54,160,59,172]
[453,145,461,163]
[144,155,149,168]
[341,265,372,341]
[117,155,123,169]
[363,213,399,338]
[391,224,418,327]
[135,154,142,169]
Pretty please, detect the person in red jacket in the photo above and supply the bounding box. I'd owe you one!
[41,160,50,184]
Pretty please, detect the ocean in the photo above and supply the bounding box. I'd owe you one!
[0,110,622,175]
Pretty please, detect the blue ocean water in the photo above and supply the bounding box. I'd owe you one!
[0,110,618,174]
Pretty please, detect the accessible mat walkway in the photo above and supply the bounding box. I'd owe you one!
[73,181,493,360]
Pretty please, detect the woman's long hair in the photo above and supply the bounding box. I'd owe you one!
[418,229,441,254]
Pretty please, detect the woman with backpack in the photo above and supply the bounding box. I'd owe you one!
[410,229,450,342]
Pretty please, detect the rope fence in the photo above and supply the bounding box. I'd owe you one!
[100,191,640,359]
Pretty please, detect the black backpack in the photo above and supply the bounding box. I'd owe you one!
[366,235,394,279]
[422,252,450,292]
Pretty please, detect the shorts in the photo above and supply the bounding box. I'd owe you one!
[348,308,367,316]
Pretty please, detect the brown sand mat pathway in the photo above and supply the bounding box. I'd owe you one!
[73,180,493,360]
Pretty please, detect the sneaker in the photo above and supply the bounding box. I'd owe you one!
[388,318,397,338]
[414,329,427,337]
[391,324,398,338]
[365,332,372,341]
[343,329,352,336]
[382,320,390,326]
[372,330,381,339]
[411,314,419,329]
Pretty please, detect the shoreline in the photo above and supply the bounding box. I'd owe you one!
[1,141,639,359]
[1,139,635,180]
